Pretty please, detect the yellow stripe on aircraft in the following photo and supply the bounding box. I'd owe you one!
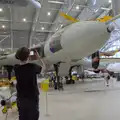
[60,12,79,23]
[60,12,112,23]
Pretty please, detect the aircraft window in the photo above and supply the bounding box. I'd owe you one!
[49,35,62,53]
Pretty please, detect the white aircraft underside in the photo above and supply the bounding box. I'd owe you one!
[45,21,109,63]
[74,58,107,69]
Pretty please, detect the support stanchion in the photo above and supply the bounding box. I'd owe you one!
[104,78,106,87]
[5,111,8,120]
[45,92,49,116]
[111,78,113,88]
[41,79,50,116]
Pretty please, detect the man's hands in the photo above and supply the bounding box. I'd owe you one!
[34,50,41,59]
[29,49,48,73]
[34,49,47,73]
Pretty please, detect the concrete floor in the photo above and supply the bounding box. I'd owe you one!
[1,78,120,120]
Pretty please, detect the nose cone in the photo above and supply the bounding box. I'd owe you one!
[61,21,109,59]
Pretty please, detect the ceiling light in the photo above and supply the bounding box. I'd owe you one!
[0,8,3,12]
[109,0,112,3]
[23,18,27,22]
[47,12,51,16]
[76,5,80,10]
[41,27,45,30]
[60,24,63,27]
[48,1,65,4]
[2,25,5,29]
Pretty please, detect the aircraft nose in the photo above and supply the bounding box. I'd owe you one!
[61,21,109,59]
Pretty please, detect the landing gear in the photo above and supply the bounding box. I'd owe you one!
[54,64,63,90]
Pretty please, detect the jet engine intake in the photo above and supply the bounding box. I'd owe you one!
[92,51,100,70]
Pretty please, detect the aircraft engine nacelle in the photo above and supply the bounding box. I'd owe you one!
[92,51,100,70]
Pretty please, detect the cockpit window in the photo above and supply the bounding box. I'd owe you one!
[49,35,62,53]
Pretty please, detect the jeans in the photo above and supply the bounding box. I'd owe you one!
[17,97,39,120]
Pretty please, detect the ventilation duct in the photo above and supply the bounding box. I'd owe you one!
[0,0,28,6]
[29,0,41,8]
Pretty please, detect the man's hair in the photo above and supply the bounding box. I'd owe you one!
[15,47,30,61]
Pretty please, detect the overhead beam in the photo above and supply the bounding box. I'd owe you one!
[56,0,76,30]
[101,36,120,51]
[35,30,55,33]
[0,19,57,25]
[0,35,9,44]
[66,0,76,14]
[75,2,88,19]
[44,1,66,41]
[0,35,10,37]
[112,0,120,16]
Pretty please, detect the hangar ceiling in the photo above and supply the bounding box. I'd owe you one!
[0,0,119,55]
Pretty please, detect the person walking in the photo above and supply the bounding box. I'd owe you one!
[104,71,110,87]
